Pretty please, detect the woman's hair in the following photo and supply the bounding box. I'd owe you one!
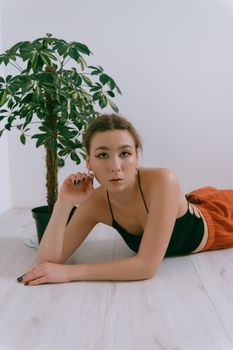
[83,114,143,154]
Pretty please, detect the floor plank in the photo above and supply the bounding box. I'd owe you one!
[0,208,233,350]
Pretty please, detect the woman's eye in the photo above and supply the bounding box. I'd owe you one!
[120,151,131,157]
[96,153,108,159]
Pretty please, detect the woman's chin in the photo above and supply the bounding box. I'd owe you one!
[107,180,126,191]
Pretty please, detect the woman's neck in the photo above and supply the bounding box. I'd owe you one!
[107,174,139,206]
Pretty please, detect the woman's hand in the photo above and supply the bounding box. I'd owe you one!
[17,262,72,286]
[58,172,94,206]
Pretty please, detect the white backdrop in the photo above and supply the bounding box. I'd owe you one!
[0,1,11,214]
[1,0,233,211]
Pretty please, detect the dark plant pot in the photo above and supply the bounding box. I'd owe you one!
[31,205,77,243]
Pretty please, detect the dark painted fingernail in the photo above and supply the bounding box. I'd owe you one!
[24,282,29,286]
[17,274,25,282]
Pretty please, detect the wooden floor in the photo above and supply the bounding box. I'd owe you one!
[1,208,233,350]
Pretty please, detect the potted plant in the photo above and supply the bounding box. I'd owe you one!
[0,33,121,242]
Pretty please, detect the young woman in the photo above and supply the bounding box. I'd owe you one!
[17,114,233,286]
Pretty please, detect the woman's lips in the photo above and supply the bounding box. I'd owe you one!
[109,178,123,183]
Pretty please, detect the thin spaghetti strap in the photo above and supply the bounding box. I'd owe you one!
[137,170,149,213]
[106,190,114,220]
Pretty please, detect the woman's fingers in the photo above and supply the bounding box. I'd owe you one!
[66,172,94,186]
[81,173,88,183]
[73,172,82,185]
[26,276,47,286]
[73,172,90,186]
[17,262,71,286]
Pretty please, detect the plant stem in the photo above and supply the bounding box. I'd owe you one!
[9,61,23,72]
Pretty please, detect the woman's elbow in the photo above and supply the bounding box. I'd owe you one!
[138,259,157,280]
[144,267,156,279]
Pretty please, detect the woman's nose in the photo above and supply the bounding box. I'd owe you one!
[110,156,121,172]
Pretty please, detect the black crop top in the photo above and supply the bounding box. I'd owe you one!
[106,171,205,257]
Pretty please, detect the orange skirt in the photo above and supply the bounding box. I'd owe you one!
[185,187,233,252]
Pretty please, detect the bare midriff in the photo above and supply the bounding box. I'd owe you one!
[190,203,209,253]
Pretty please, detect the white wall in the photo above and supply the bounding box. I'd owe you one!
[0,0,11,214]
[1,0,233,208]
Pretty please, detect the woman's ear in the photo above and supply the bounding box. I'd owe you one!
[136,148,140,166]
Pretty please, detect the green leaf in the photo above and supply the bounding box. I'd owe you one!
[106,90,115,98]
[0,115,6,122]
[0,77,5,84]
[23,111,33,128]
[60,138,75,148]
[108,98,119,113]
[9,41,27,53]
[99,95,107,108]
[0,90,7,107]
[58,158,65,168]
[81,75,93,87]
[5,115,15,130]
[88,66,102,75]
[20,134,26,145]
[68,48,80,61]
[77,57,86,70]
[56,43,68,56]
[71,91,78,100]
[32,133,49,148]
[116,85,122,95]
[97,66,104,73]
[6,75,12,83]
[74,43,91,55]
[60,109,68,122]
[70,152,81,164]
[31,133,48,140]
[19,43,33,60]
[91,70,101,76]
[7,99,14,109]
[0,129,4,137]
[39,54,51,66]
[0,55,6,65]
[58,149,68,157]
[40,49,56,61]
[73,75,82,87]
[108,77,116,90]
[90,86,101,92]
[30,53,38,70]
[99,73,109,85]
[22,93,33,104]
[92,91,101,101]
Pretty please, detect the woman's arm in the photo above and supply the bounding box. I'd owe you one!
[20,255,150,286]
[66,168,181,281]
[37,172,96,264]
[19,168,181,285]
[37,199,74,263]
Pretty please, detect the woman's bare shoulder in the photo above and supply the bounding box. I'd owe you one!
[139,167,183,204]
[139,167,179,183]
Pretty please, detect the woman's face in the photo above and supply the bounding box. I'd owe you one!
[86,130,139,192]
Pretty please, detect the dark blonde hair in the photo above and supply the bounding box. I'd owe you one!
[83,114,143,154]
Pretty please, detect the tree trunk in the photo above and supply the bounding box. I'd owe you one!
[45,65,59,211]
[45,142,58,212]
